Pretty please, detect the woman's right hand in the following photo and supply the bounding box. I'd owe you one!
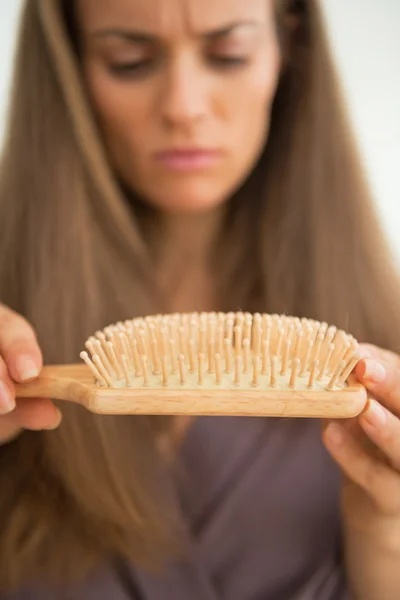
[0,303,62,444]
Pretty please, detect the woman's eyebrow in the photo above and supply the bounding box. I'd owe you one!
[88,20,261,43]
[202,20,261,39]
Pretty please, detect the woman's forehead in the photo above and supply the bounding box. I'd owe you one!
[75,0,273,38]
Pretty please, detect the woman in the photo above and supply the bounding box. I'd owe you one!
[0,0,399,598]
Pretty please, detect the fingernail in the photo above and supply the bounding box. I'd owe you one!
[15,355,39,381]
[325,422,345,446]
[362,359,386,383]
[362,400,387,428]
[44,409,63,430]
[0,381,15,412]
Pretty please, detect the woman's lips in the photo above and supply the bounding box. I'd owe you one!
[153,148,223,171]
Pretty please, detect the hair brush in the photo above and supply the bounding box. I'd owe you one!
[14,312,368,419]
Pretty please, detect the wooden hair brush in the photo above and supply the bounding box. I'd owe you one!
[14,312,368,419]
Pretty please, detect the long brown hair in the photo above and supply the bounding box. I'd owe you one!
[1,0,400,593]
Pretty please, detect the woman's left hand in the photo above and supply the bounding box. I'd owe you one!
[322,343,400,541]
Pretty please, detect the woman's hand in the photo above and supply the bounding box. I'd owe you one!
[322,343,400,599]
[0,303,62,444]
[322,342,400,542]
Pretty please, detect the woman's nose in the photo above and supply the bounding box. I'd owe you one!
[160,57,208,129]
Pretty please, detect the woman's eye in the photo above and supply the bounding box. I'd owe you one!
[108,59,154,77]
[107,54,248,79]
[209,55,248,68]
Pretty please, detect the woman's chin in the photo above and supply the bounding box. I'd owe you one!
[145,188,228,214]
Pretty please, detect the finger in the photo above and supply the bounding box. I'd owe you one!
[0,303,42,382]
[12,397,62,430]
[342,417,379,455]
[358,343,400,366]
[323,416,380,460]
[0,398,62,443]
[323,420,400,516]
[359,399,400,472]
[355,357,400,416]
[0,355,16,414]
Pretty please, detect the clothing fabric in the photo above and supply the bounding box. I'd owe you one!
[3,416,351,599]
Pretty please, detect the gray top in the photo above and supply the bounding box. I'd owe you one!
[3,416,351,599]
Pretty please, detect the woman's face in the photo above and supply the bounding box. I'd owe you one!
[76,0,281,213]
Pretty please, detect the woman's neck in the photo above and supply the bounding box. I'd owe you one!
[151,207,226,313]
[156,206,225,261]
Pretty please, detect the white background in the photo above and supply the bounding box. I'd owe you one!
[0,1,399,259]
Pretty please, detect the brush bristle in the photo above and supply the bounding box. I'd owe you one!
[80,312,361,392]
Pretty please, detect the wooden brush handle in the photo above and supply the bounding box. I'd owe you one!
[14,365,90,405]
[13,365,368,419]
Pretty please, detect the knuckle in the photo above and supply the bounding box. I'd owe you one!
[387,376,400,407]
[378,482,400,516]
[363,460,387,495]
[362,461,400,514]
[379,435,400,471]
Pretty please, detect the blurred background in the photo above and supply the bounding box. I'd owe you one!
[0,1,399,260]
